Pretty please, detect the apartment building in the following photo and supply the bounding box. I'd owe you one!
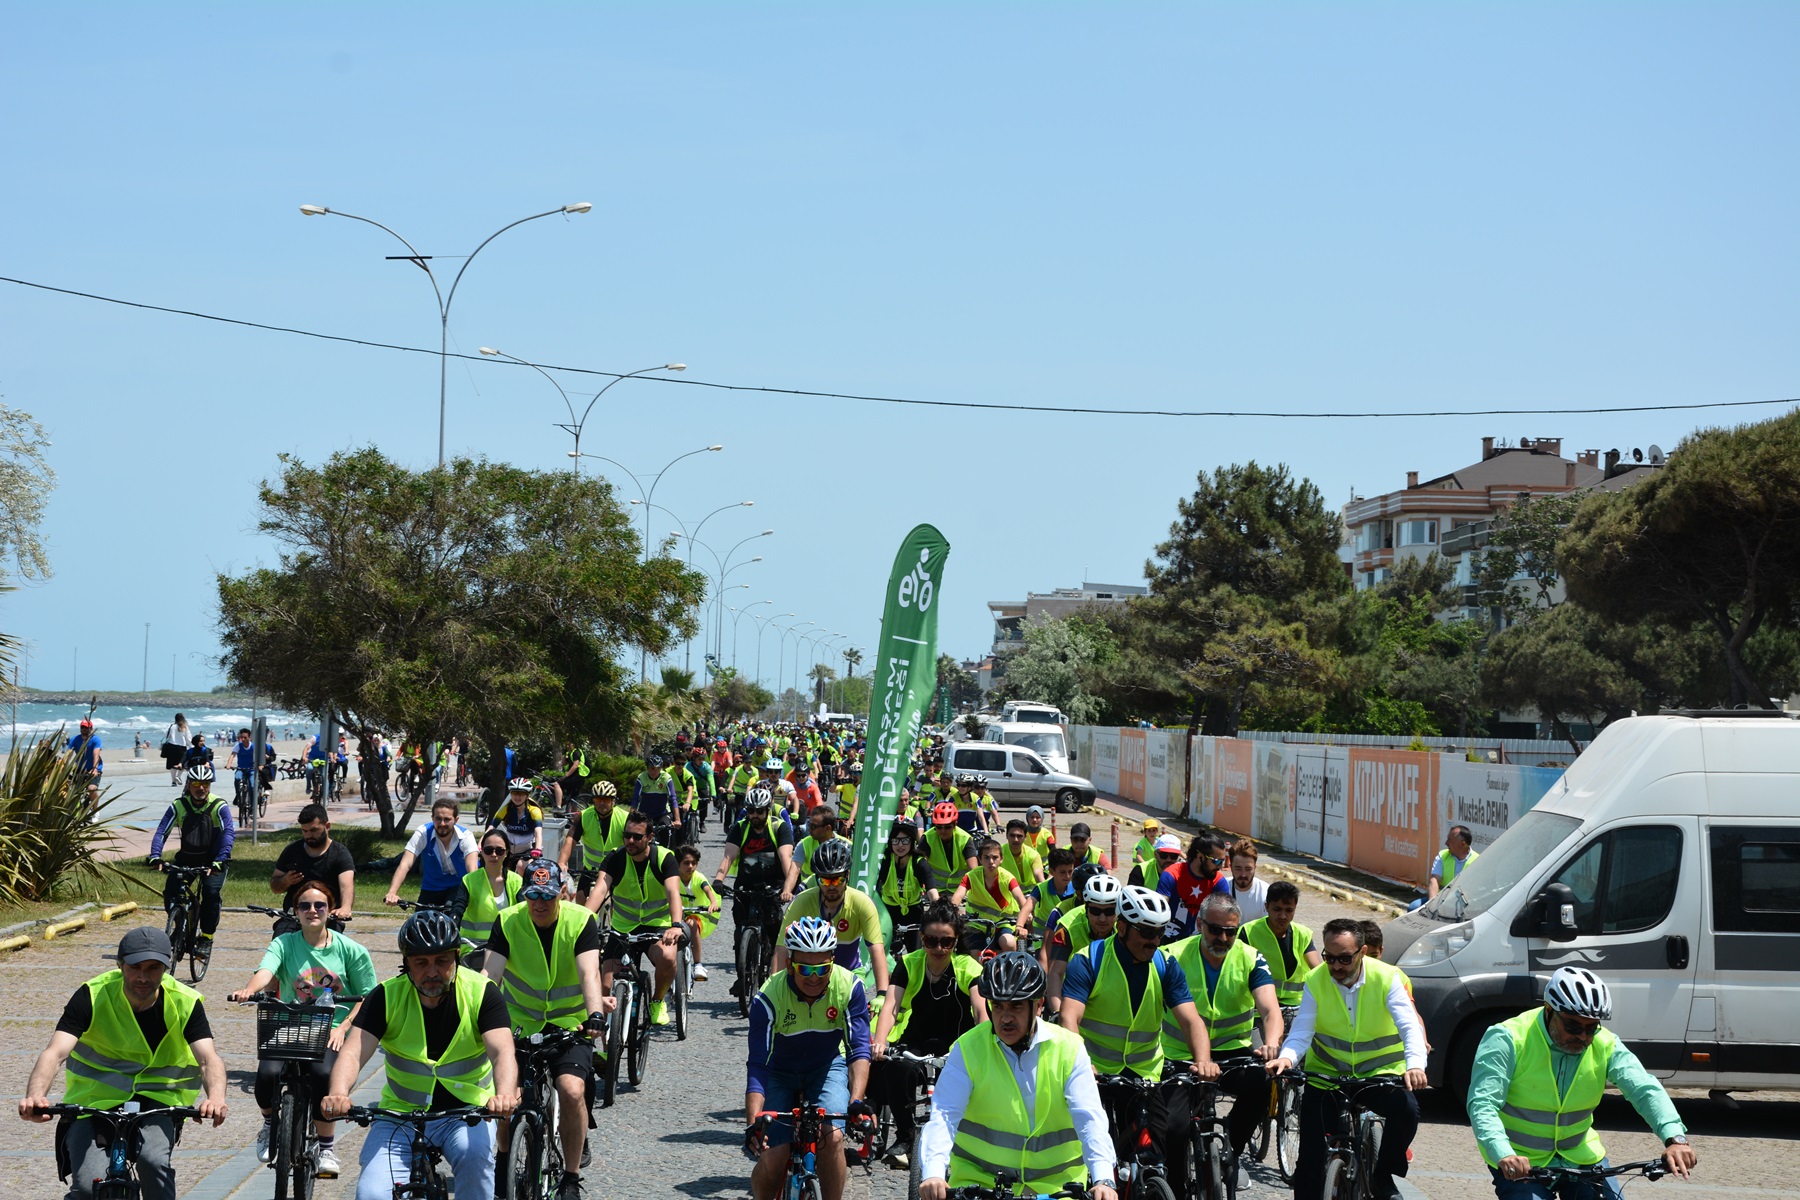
[987,581,1146,655]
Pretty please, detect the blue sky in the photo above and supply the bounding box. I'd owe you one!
[3,3,1796,695]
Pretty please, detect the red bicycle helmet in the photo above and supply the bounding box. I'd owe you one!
[931,800,959,826]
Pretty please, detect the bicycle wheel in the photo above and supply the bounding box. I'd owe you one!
[674,942,691,1041]
[501,1112,542,1200]
[1246,1080,1272,1164]
[736,927,761,1018]
[1140,1173,1178,1200]
[628,974,651,1086]
[1204,1136,1230,1200]
[541,1074,564,1191]
[601,980,629,1107]
[272,1092,298,1200]
[1321,1156,1354,1200]
[257,786,269,818]
[1356,1117,1384,1200]
[1274,1082,1302,1183]
[289,1088,317,1200]
[796,1175,823,1200]
[163,901,186,970]
[185,898,210,983]
[907,1128,923,1200]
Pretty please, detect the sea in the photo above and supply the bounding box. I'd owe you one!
[7,701,313,746]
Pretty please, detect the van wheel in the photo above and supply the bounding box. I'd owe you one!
[1447,1015,1507,1112]
[1054,789,1083,814]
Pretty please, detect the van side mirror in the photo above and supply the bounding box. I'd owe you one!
[1511,882,1582,942]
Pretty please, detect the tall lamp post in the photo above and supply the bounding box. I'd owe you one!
[299,201,591,467]
[775,620,816,711]
[729,600,774,669]
[752,611,795,693]
[478,349,684,469]
[637,504,760,670]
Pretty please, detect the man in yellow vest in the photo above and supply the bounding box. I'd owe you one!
[482,861,609,1200]
[1427,823,1479,902]
[1160,893,1285,1180]
[1239,880,1320,1011]
[323,910,520,1200]
[1001,818,1046,885]
[584,809,687,1026]
[1469,967,1695,1195]
[917,952,1117,1200]
[1268,918,1427,1200]
[558,781,629,904]
[21,928,229,1200]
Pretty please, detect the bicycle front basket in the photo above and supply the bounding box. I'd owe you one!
[257,1003,334,1062]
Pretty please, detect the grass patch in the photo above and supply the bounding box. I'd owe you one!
[101,831,419,915]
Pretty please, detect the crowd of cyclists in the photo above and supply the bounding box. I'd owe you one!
[20,719,1702,1200]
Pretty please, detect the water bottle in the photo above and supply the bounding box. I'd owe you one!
[318,985,333,1009]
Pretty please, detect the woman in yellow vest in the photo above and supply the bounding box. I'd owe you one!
[450,829,524,961]
[950,837,1033,953]
[917,951,1118,1200]
[877,820,931,952]
[868,903,987,1171]
[22,927,229,1200]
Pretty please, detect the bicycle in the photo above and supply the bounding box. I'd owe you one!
[500,1025,593,1200]
[961,915,1034,960]
[234,770,269,824]
[944,1171,1097,1200]
[28,1101,204,1200]
[1094,1073,1181,1200]
[338,1105,493,1200]
[600,928,685,1105]
[1246,1007,1303,1183]
[242,995,362,1200]
[717,874,784,1018]
[1167,1055,1264,1200]
[1292,1072,1412,1200]
[1526,1158,1673,1196]
[873,1047,944,1197]
[749,1106,873,1200]
[158,862,213,983]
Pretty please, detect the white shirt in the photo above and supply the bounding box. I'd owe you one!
[919,1021,1116,1186]
[1228,876,1269,923]
[404,823,478,878]
[1277,962,1428,1072]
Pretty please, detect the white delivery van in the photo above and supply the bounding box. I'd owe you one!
[1001,701,1066,726]
[942,740,1097,813]
[1382,710,1800,1100]
[982,720,1074,774]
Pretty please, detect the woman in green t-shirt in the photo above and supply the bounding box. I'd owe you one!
[228,877,377,1179]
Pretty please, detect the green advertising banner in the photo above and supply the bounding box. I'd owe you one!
[848,524,951,902]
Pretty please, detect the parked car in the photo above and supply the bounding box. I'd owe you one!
[1382,709,1800,1104]
[942,740,1094,813]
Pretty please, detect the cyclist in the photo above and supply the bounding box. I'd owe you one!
[1158,832,1231,939]
[322,909,520,1200]
[1267,917,1429,1200]
[1158,892,1284,1180]
[483,861,609,1200]
[787,760,824,815]
[384,800,479,907]
[584,809,686,1026]
[774,840,891,996]
[1000,818,1046,885]
[744,917,874,1200]
[1045,867,1120,1011]
[869,902,987,1171]
[832,762,861,828]
[1023,804,1056,857]
[147,762,234,960]
[632,756,684,845]
[916,952,1117,1200]
[717,780,799,882]
[1224,837,1270,922]
[229,877,376,1179]
[950,836,1033,953]
[675,845,721,984]
[1129,817,1163,870]
[1469,966,1695,1196]
[20,928,229,1200]
[687,746,716,826]
[787,806,852,894]
[1067,821,1109,869]
[270,802,357,920]
[1128,833,1184,889]
[1239,880,1320,1010]
[922,801,977,885]
[448,829,524,954]
[230,727,261,812]
[487,778,544,855]
[877,819,934,949]
[725,755,760,820]
[1059,885,1218,1182]
[758,759,800,815]
[559,782,628,903]
[1025,846,1081,945]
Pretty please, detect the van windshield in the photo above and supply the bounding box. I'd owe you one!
[1421,809,1581,922]
[1012,710,1061,724]
[1006,730,1066,757]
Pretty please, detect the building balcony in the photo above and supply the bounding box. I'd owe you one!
[1442,521,1493,558]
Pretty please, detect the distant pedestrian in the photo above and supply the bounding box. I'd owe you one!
[162,712,191,784]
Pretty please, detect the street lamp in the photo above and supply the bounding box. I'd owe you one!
[299,202,590,466]
[729,600,774,669]
[776,620,816,708]
[478,349,684,469]
[752,611,795,692]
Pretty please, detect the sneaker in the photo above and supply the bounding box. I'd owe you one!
[580,1137,592,1169]
[884,1147,910,1170]
[650,999,670,1026]
[196,934,214,959]
[316,1148,341,1178]
[692,964,709,982]
[1236,1157,1251,1190]
[557,1171,583,1200]
[255,1121,273,1163]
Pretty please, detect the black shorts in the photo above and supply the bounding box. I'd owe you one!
[520,1034,593,1083]
[602,929,668,963]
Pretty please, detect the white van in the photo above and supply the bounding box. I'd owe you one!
[942,741,1096,813]
[1382,711,1800,1100]
[1001,701,1066,726]
[982,720,1073,774]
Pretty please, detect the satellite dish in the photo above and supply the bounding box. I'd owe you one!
[1648,444,1665,465]
[1632,447,1644,463]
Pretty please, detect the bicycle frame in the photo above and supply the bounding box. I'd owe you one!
[754,1106,868,1199]
[1298,1073,1407,1200]
[342,1105,490,1200]
[1096,1073,1174,1187]
[33,1102,203,1198]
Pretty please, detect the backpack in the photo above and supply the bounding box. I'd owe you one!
[173,796,223,864]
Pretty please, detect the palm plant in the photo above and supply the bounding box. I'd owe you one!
[0,733,145,904]
[842,646,863,678]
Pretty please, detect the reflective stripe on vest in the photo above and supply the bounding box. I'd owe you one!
[1484,1008,1614,1168]
[1240,917,1313,1007]
[610,845,674,931]
[1077,938,1166,1078]
[580,806,629,870]
[1302,958,1405,1082]
[964,867,1020,920]
[497,901,591,1033]
[64,971,203,1110]
[459,869,522,945]
[378,970,496,1111]
[947,1024,1085,1191]
[1161,936,1255,1058]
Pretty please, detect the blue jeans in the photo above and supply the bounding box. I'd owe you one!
[355,1113,494,1200]
[1488,1158,1625,1200]
[757,1058,849,1148]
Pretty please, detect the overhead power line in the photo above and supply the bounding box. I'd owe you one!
[4,274,1796,421]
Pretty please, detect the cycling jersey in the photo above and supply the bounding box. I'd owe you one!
[745,966,870,1097]
[778,886,884,973]
[489,799,541,849]
[632,771,679,822]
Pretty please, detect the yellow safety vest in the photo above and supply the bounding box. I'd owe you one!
[1076,937,1166,1079]
[1302,958,1406,1085]
[924,827,972,881]
[496,901,591,1033]
[459,868,523,946]
[64,971,202,1109]
[1161,936,1256,1058]
[962,867,1021,920]
[879,854,927,909]
[889,948,981,1044]
[609,845,675,932]
[1484,1008,1615,1168]
[947,1024,1086,1192]
[1001,843,1042,885]
[1437,849,1478,887]
[1240,917,1313,1007]
[378,969,497,1111]
[578,805,629,870]
[680,873,719,938]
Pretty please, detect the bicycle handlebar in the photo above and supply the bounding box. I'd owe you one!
[235,995,365,1008]
[339,1104,493,1127]
[1527,1159,1671,1184]
[945,1181,1096,1200]
[27,1103,203,1122]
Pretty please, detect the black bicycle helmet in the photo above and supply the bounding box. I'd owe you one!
[1070,861,1105,896]
[646,754,664,769]
[980,950,1047,1003]
[397,909,463,957]
[812,839,852,877]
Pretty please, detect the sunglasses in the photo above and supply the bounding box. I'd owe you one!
[1322,951,1360,966]
[1085,905,1115,920]
[817,873,847,885]
[482,846,509,857]
[923,935,958,949]
[792,962,834,978]
[1204,922,1240,939]
[623,831,649,842]
[295,900,331,913]
[1559,1014,1603,1037]
[1128,923,1167,941]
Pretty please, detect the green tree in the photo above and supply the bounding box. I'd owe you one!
[933,654,983,712]
[842,646,863,677]
[808,661,837,705]
[1561,413,1800,706]
[1475,491,1586,622]
[0,403,54,586]
[1004,613,1117,724]
[217,449,703,833]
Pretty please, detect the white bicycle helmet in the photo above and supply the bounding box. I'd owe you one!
[1543,966,1613,1021]
[185,762,215,785]
[507,777,532,793]
[784,915,839,955]
[1083,873,1124,907]
[1116,884,1172,928]
[745,785,774,810]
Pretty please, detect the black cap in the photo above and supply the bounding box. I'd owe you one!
[117,927,174,967]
